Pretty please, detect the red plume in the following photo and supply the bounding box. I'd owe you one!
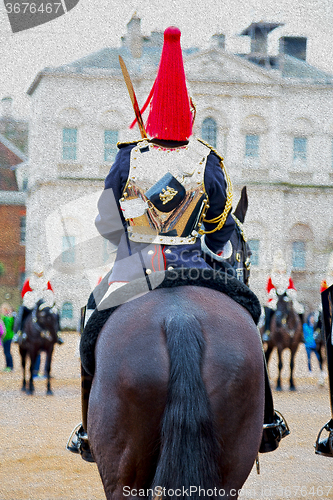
[131,26,192,141]
[320,279,328,293]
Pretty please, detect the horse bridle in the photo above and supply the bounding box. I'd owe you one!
[31,303,56,340]
[275,295,298,337]
[232,215,251,285]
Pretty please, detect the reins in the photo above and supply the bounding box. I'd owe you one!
[31,303,56,341]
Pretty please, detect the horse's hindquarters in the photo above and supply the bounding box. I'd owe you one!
[89,287,265,499]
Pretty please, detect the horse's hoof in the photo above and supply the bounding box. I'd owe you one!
[46,390,54,396]
[276,386,282,392]
[26,390,34,396]
[290,386,296,391]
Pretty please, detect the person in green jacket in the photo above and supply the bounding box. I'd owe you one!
[1,303,15,372]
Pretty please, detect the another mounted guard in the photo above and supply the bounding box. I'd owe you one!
[263,249,304,342]
[67,26,289,462]
[14,262,63,345]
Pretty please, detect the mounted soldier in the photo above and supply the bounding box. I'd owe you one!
[263,249,304,342]
[67,26,289,462]
[14,262,63,345]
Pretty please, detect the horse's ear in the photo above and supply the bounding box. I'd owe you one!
[233,186,248,224]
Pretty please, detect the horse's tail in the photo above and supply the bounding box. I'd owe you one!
[151,314,221,500]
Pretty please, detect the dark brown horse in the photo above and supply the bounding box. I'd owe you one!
[86,188,265,500]
[88,288,264,500]
[19,300,59,395]
[264,292,303,391]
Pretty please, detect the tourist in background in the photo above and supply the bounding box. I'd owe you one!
[1,303,15,372]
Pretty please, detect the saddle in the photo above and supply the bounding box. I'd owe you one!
[80,266,261,376]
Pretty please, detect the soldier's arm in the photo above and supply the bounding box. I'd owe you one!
[202,152,236,254]
[95,144,136,245]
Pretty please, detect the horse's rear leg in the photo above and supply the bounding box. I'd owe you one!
[289,349,297,391]
[44,348,54,395]
[20,348,27,392]
[27,353,37,395]
[265,345,273,366]
[276,349,283,391]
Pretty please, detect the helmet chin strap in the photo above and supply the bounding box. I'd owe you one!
[190,97,196,125]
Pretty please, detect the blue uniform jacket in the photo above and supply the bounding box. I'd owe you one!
[95,140,236,281]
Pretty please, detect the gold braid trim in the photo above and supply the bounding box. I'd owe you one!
[197,139,233,235]
[232,214,247,242]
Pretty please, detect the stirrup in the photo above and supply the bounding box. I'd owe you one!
[260,410,290,453]
[314,420,333,458]
[66,423,95,463]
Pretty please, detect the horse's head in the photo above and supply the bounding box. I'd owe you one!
[226,187,252,286]
[275,292,294,327]
[34,300,59,341]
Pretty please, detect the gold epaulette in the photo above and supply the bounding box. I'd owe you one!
[196,138,233,235]
[117,138,147,149]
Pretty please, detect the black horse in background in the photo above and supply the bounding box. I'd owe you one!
[264,292,303,391]
[19,300,60,395]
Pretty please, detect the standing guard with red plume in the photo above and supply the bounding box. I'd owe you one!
[67,26,289,461]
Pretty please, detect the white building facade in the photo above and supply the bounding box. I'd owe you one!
[26,17,333,328]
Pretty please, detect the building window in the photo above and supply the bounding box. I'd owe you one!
[62,236,75,263]
[293,137,307,162]
[202,118,217,148]
[104,130,118,162]
[20,216,26,244]
[292,241,306,269]
[245,134,259,157]
[61,301,73,319]
[22,178,28,191]
[62,128,77,161]
[248,239,260,266]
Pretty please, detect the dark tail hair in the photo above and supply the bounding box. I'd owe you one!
[150,314,222,500]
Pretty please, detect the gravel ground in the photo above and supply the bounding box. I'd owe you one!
[0,332,332,500]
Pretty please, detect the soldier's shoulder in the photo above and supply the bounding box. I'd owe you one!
[117,138,146,150]
[196,138,224,162]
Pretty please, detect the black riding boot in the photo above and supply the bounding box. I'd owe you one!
[260,357,290,453]
[67,363,95,462]
[315,419,333,457]
[66,306,95,462]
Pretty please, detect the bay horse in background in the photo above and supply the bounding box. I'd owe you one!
[87,188,265,500]
[19,299,59,395]
[264,292,303,391]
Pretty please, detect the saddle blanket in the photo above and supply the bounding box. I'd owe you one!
[80,266,261,376]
